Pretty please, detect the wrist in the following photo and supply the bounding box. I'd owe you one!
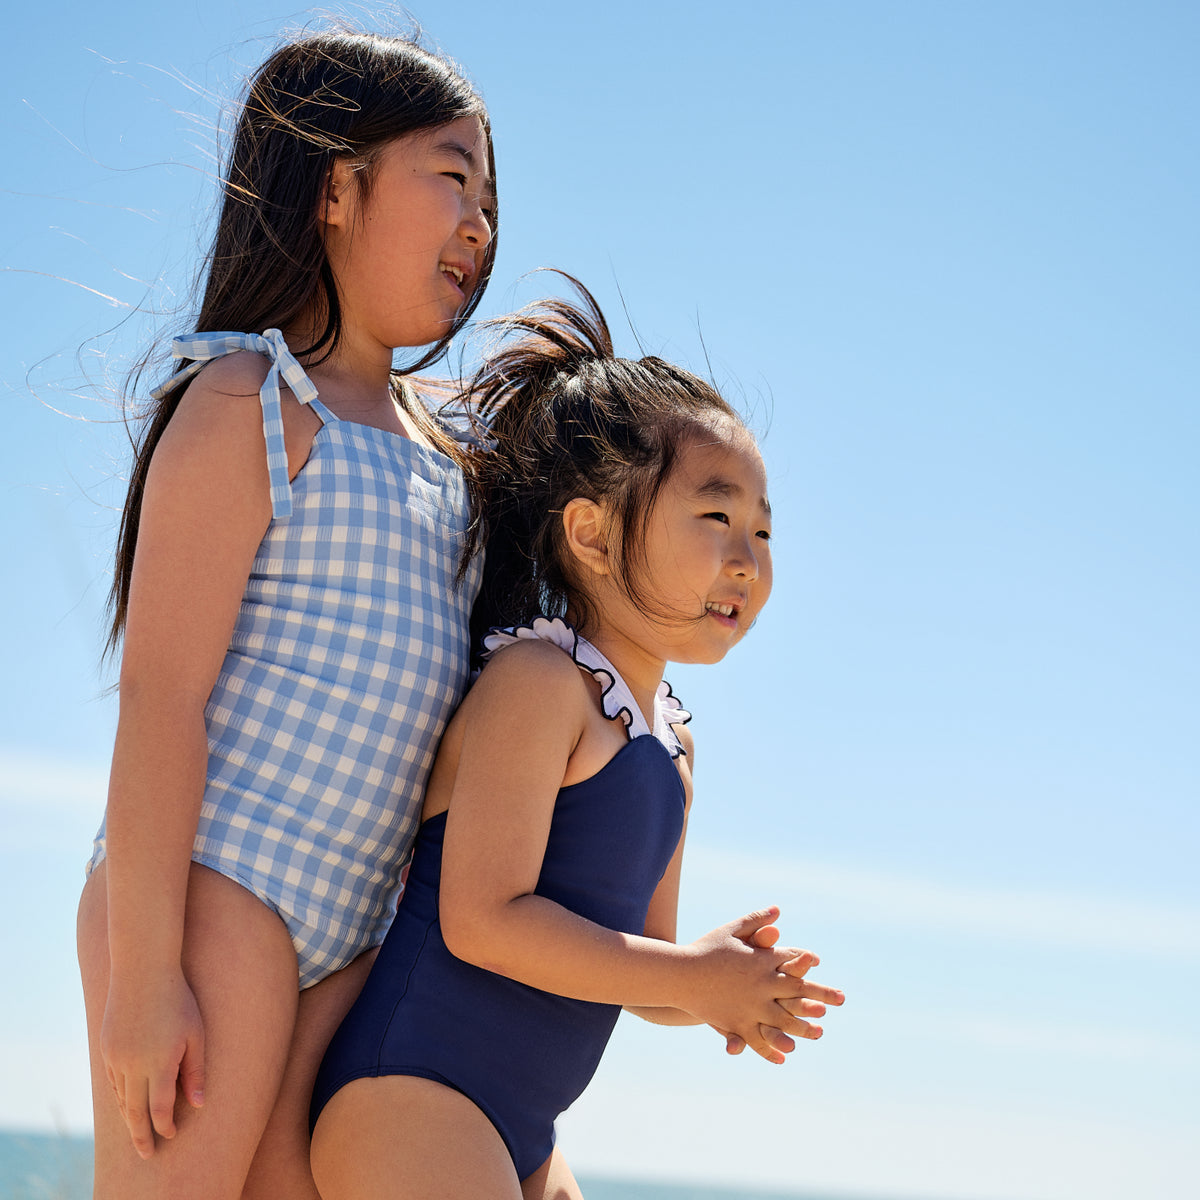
[107,947,186,986]
[666,939,708,1015]
[106,915,186,982]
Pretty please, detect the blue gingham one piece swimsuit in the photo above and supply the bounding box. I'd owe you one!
[88,330,482,988]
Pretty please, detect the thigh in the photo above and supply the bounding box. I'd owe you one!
[240,946,378,1200]
[78,861,300,1200]
[311,1075,523,1200]
[523,1149,586,1200]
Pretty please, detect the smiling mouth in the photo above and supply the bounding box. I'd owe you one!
[705,601,738,619]
[440,262,466,287]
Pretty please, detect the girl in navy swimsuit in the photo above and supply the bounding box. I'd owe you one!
[310,281,845,1200]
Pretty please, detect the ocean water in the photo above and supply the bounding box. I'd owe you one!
[0,1131,92,1200]
[577,1180,862,1200]
[0,1129,866,1200]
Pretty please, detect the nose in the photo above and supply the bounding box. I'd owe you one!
[461,200,493,249]
[726,534,760,582]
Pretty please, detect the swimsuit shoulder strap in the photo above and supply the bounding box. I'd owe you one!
[481,617,692,758]
[151,328,324,519]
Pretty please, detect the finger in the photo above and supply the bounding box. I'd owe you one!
[148,1068,180,1141]
[776,951,819,977]
[105,1067,125,1116]
[108,1080,128,1128]
[124,1080,157,1160]
[179,1032,206,1110]
[749,925,780,949]
[745,1029,787,1065]
[798,980,845,1007]
[759,1024,797,1057]
[727,906,781,941]
[792,997,828,1018]
[774,999,824,1040]
[708,1023,747,1055]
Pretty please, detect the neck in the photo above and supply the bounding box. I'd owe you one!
[577,624,667,733]
[282,302,398,396]
[282,314,434,442]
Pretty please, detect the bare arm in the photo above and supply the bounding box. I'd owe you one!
[436,647,814,1061]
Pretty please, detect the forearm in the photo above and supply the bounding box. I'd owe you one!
[445,893,701,1010]
[103,681,211,979]
[623,1005,703,1026]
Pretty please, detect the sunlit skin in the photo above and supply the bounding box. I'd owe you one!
[76,117,494,1200]
[310,424,844,1200]
[572,420,774,719]
[309,114,494,417]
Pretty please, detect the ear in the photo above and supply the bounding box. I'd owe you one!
[561,498,611,578]
[319,157,359,230]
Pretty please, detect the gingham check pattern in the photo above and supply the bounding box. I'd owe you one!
[95,332,481,986]
[151,328,320,518]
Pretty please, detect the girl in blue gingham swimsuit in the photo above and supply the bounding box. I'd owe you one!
[75,30,499,1199]
[87,331,482,987]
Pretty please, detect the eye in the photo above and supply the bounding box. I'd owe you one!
[443,171,468,188]
[756,528,772,542]
[703,511,730,525]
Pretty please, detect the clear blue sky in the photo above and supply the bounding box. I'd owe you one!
[3,3,1197,1198]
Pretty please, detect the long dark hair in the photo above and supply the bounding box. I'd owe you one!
[107,29,497,656]
[462,276,742,648]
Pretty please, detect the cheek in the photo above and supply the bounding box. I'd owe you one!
[375,191,454,254]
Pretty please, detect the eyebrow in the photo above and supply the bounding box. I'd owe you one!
[434,139,475,164]
[695,476,772,517]
[432,140,484,175]
[432,139,494,200]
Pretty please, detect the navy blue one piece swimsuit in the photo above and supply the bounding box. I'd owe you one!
[310,619,690,1180]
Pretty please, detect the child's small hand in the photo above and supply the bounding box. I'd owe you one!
[683,908,833,1064]
[708,917,845,1059]
[101,975,206,1159]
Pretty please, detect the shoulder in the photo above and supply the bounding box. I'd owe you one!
[463,638,596,739]
[159,351,319,474]
[188,348,272,397]
[474,636,590,701]
[426,638,590,816]
[173,349,321,419]
[442,637,593,779]
[162,352,270,442]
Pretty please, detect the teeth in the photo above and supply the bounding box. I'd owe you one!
[441,263,464,284]
[706,602,734,617]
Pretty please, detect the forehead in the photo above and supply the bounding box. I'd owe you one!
[673,427,770,508]
[411,115,491,178]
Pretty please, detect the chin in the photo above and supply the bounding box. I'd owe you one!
[677,644,735,667]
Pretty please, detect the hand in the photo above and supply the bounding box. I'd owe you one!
[100,973,206,1159]
[684,909,827,1064]
[712,917,846,1059]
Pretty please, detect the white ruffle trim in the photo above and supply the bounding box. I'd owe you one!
[482,616,690,758]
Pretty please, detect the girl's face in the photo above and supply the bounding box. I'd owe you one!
[598,425,774,668]
[322,115,494,353]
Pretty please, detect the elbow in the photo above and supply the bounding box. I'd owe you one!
[440,914,483,966]
[116,668,212,718]
[440,898,507,971]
